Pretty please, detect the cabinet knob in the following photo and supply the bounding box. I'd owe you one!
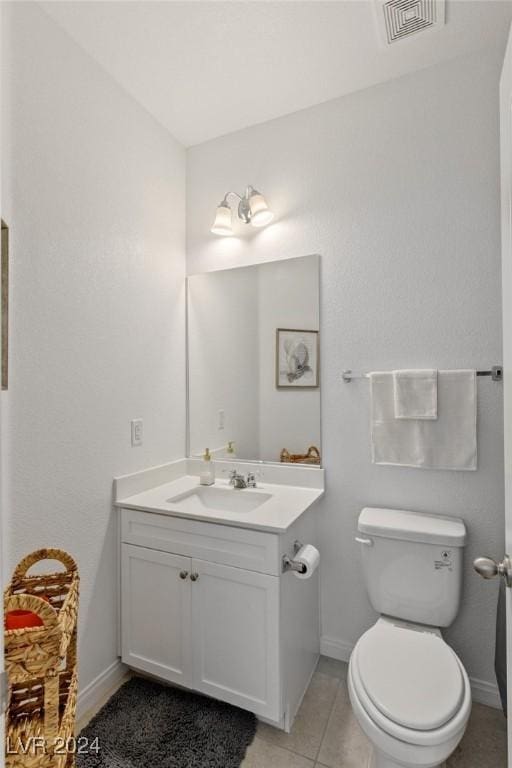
[179,570,188,580]
[190,573,199,582]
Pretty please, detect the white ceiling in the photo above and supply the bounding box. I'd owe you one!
[41,1,512,147]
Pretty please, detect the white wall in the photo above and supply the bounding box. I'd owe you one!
[1,2,186,691]
[1,0,505,702]
[187,49,505,691]
[188,266,260,460]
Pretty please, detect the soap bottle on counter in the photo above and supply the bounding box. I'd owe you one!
[226,441,236,459]
[200,448,215,486]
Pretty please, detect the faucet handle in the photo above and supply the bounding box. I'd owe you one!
[247,472,257,488]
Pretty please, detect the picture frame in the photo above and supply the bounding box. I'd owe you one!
[276,328,319,389]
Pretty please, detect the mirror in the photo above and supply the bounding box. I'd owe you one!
[187,254,321,465]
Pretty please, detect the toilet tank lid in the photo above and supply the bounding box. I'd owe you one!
[359,508,466,547]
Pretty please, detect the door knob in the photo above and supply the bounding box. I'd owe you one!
[190,573,199,582]
[473,555,512,588]
[179,570,188,580]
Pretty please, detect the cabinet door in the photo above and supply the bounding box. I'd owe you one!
[191,559,280,721]
[121,544,192,686]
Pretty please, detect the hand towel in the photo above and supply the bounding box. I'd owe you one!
[393,369,438,420]
[370,370,477,470]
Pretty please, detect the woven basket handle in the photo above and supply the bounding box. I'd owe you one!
[306,446,321,459]
[12,548,78,580]
[4,593,58,630]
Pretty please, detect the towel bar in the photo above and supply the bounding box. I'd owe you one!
[342,365,503,383]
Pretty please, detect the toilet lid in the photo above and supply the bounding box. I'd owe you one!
[355,621,464,731]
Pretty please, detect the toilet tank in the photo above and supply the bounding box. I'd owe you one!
[357,507,466,627]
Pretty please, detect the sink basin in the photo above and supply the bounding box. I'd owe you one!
[167,485,272,515]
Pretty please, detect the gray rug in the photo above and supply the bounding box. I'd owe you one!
[77,677,257,768]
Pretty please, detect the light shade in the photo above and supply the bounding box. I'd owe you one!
[211,203,233,236]
[248,192,274,228]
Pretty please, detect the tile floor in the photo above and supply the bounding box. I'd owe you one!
[78,657,507,768]
[242,657,507,768]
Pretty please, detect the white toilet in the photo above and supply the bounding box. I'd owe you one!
[348,507,472,768]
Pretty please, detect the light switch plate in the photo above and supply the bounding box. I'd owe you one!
[131,418,143,447]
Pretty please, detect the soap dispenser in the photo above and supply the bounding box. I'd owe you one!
[200,448,215,486]
[226,441,236,459]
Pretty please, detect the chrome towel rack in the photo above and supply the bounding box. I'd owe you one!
[342,365,503,383]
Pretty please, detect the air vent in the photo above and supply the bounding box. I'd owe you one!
[376,0,445,44]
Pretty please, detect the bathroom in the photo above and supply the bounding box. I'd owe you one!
[1,1,511,767]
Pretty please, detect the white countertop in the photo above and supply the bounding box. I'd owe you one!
[115,473,324,533]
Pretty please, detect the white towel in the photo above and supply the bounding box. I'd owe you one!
[370,370,477,470]
[393,369,438,420]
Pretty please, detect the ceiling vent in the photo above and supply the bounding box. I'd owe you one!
[375,0,446,45]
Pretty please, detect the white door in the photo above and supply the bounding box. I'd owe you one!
[190,558,281,722]
[501,22,512,766]
[121,544,193,686]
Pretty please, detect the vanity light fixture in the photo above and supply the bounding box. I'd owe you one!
[210,200,233,236]
[211,185,274,236]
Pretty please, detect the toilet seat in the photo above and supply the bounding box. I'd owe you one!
[355,618,463,730]
[350,619,472,748]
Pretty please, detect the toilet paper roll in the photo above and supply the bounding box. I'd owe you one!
[293,544,320,579]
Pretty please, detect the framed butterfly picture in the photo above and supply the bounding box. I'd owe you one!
[276,329,319,389]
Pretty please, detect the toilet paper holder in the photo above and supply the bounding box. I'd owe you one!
[282,540,306,574]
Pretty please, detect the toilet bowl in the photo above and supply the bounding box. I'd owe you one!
[348,618,471,768]
[350,508,471,768]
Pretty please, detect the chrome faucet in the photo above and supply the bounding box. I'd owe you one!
[229,470,257,489]
[232,473,248,489]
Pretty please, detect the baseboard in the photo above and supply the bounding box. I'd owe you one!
[320,635,503,711]
[320,635,353,662]
[77,659,128,721]
[470,676,502,710]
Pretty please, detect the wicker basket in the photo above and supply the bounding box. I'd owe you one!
[280,445,321,465]
[4,550,79,768]
[6,670,78,768]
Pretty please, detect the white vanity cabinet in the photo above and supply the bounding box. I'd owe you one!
[190,559,280,718]
[119,506,319,730]
[121,545,193,686]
